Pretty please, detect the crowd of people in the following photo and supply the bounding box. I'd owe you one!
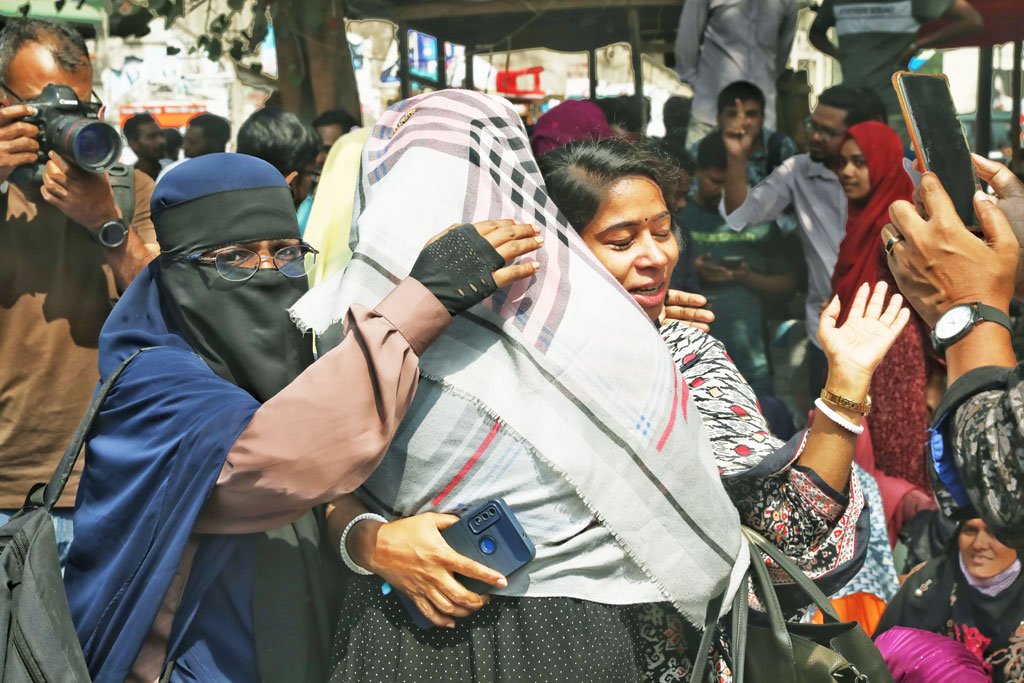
[2,8,1024,683]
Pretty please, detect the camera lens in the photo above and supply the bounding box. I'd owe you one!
[69,121,121,172]
[479,537,496,555]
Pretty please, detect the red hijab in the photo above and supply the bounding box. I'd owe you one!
[831,122,914,322]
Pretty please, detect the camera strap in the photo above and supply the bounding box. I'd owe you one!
[108,163,136,226]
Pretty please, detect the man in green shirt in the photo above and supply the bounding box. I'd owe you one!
[679,134,796,395]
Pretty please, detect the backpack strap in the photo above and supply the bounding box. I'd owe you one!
[33,349,146,511]
[107,162,136,227]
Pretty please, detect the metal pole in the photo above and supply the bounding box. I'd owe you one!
[589,48,598,99]
[466,49,476,91]
[627,7,645,129]
[398,24,411,100]
[1011,41,1022,174]
[976,45,994,156]
[437,36,447,90]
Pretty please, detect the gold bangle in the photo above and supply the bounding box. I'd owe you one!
[820,388,871,416]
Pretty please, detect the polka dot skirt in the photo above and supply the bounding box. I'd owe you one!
[329,575,650,682]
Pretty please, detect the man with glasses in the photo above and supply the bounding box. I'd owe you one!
[720,85,884,400]
[0,18,158,563]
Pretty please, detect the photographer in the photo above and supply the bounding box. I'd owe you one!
[0,18,157,555]
[884,155,1024,549]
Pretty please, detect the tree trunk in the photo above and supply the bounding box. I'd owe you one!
[269,0,361,123]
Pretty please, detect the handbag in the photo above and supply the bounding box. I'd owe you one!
[690,526,894,683]
[0,350,142,682]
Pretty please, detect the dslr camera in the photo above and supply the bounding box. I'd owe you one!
[9,83,122,187]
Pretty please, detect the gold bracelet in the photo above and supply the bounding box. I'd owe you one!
[820,388,871,416]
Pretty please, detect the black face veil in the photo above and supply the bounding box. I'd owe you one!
[150,153,314,402]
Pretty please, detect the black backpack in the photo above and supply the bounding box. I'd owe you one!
[0,350,140,682]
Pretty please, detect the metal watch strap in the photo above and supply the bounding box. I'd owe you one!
[819,388,871,415]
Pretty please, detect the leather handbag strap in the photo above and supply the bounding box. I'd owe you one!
[688,585,727,683]
[745,531,798,681]
[729,573,750,683]
[38,349,145,511]
[741,526,842,622]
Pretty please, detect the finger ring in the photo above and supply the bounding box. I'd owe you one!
[884,234,904,255]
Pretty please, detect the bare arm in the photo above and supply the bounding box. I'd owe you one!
[809,1,840,59]
[40,154,157,290]
[914,0,983,50]
[673,0,710,84]
[776,2,799,76]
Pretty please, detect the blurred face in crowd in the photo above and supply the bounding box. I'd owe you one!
[316,123,344,153]
[837,139,871,202]
[807,104,849,163]
[718,98,764,143]
[694,166,727,208]
[959,518,1018,580]
[183,124,215,158]
[285,160,319,208]
[579,176,679,320]
[129,121,166,163]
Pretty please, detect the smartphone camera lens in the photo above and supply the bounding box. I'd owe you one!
[479,536,496,555]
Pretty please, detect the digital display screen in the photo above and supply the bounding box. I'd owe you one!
[897,74,979,226]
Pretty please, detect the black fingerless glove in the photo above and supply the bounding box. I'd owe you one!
[409,223,506,316]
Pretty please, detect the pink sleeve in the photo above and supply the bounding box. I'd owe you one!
[194,278,450,534]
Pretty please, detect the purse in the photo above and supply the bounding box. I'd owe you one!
[690,526,893,683]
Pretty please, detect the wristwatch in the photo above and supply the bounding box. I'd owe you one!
[94,218,128,249]
[930,302,1012,352]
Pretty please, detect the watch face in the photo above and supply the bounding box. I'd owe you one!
[935,305,974,341]
[99,220,127,247]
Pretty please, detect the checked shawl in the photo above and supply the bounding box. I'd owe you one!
[291,90,748,626]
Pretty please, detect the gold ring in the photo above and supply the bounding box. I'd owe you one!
[884,234,904,255]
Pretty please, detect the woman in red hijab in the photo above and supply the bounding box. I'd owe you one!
[832,121,932,492]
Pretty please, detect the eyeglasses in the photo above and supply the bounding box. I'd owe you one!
[186,242,319,282]
[803,117,846,141]
[0,80,104,117]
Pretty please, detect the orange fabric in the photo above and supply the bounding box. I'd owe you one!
[811,592,888,636]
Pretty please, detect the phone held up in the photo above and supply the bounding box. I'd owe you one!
[394,498,536,630]
[892,71,981,228]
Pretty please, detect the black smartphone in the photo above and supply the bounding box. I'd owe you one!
[720,256,745,270]
[396,498,536,629]
[893,71,980,227]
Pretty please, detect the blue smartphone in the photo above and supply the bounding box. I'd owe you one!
[393,498,536,629]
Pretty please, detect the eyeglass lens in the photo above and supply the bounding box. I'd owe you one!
[213,245,316,281]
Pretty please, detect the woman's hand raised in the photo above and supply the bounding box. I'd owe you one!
[411,220,542,316]
[817,281,911,397]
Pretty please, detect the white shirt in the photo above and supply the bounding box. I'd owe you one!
[723,154,847,349]
[674,0,799,130]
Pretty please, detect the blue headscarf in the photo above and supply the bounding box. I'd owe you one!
[64,155,312,682]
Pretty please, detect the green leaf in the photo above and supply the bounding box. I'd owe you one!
[210,13,230,35]
[163,0,184,29]
[227,0,245,10]
[205,39,223,61]
[229,39,244,61]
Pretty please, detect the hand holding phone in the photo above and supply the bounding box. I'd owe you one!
[893,71,980,227]
[393,499,535,629]
[364,511,510,629]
